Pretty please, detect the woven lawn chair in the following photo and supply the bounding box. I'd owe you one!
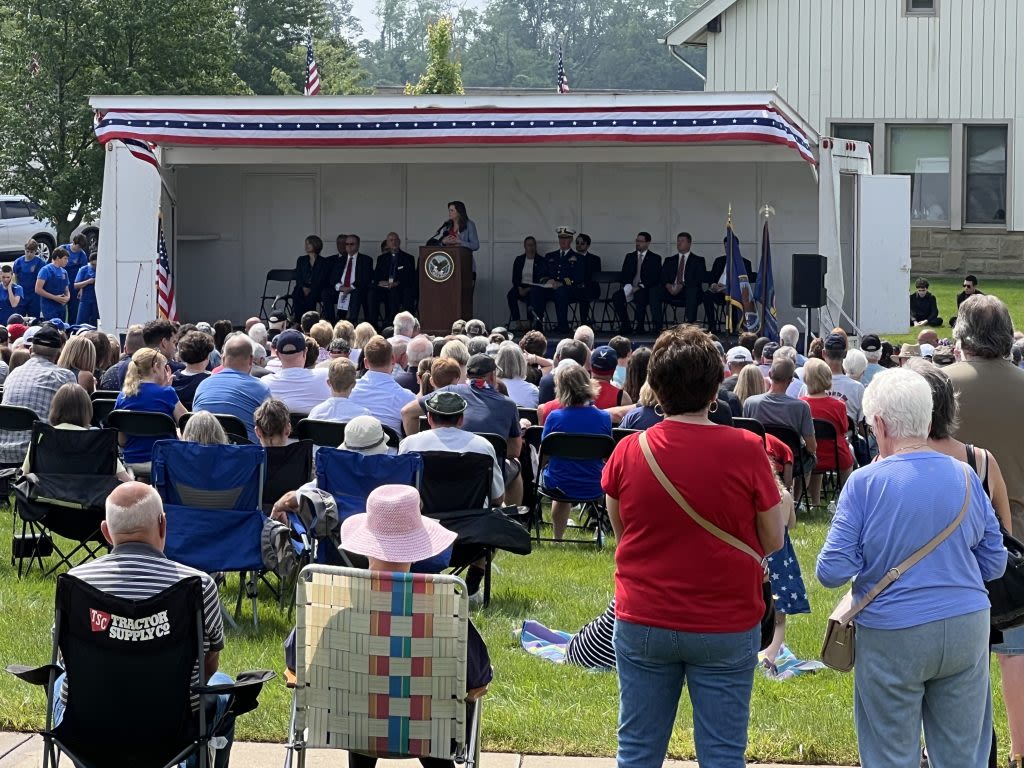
[285,565,481,768]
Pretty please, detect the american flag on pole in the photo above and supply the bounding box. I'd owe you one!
[156,224,177,321]
[304,33,321,96]
[557,44,569,93]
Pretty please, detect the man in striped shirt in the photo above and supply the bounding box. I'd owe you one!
[56,483,235,768]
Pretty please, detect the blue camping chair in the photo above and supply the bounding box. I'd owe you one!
[151,440,269,627]
[312,448,449,570]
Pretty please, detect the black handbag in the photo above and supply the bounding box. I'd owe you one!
[639,433,776,651]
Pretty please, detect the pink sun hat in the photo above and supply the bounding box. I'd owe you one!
[340,485,456,563]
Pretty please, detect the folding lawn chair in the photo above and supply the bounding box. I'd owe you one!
[13,423,122,577]
[533,432,616,548]
[813,418,843,504]
[6,574,273,768]
[284,566,480,768]
[151,440,270,627]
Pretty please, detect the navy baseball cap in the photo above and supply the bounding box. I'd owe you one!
[276,329,306,355]
[824,332,847,351]
[591,345,618,373]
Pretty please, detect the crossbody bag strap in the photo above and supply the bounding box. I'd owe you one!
[840,462,971,624]
[638,432,765,569]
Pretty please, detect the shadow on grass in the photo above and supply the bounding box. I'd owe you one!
[480,588,535,619]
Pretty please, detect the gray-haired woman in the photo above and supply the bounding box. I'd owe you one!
[495,341,538,408]
[817,367,1006,768]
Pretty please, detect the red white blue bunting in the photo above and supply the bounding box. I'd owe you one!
[94,102,815,164]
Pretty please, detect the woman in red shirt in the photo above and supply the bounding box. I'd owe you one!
[799,358,855,506]
[603,326,785,768]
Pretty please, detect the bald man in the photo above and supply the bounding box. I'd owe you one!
[59,483,237,767]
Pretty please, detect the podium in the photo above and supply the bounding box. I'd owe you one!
[419,246,474,334]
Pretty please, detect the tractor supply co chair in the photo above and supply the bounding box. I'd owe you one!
[6,574,273,768]
[314,448,422,564]
[284,566,481,768]
[151,440,270,627]
[179,412,252,445]
[13,423,122,577]
[418,450,531,606]
[533,432,616,548]
[259,268,296,323]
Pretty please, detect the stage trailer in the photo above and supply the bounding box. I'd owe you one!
[90,91,909,335]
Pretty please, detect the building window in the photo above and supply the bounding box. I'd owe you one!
[906,0,937,15]
[965,126,1007,225]
[831,123,874,146]
[888,125,951,225]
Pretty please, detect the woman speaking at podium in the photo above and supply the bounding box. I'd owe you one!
[430,200,480,252]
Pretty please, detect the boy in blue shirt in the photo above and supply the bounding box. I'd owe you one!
[74,251,98,326]
[60,234,89,324]
[12,239,44,318]
[35,248,71,322]
[0,265,24,325]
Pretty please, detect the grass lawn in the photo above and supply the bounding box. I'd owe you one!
[0,502,1012,764]
[876,277,1024,346]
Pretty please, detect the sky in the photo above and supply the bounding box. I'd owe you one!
[349,0,486,42]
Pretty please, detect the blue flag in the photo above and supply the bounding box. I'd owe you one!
[754,220,779,342]
[724,224,754,333]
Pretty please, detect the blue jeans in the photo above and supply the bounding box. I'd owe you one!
[613,618,759,768]
[52,670,236,768]
[854,609,991,768]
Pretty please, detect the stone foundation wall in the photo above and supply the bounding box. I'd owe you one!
[911,229,1024,276]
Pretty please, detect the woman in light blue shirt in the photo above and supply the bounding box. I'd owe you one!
[441,200,479,251]
[816,368,1006,768]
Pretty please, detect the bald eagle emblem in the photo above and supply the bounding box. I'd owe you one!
[425,251,455,283]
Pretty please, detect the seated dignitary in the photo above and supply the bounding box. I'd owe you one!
[325,234,373,324]
[399,391,504,505]
[612,232,663,335]
[574,233,602,325]
[660,232,706,324]
[507,236,542,325]
[531,227,581,335]
[703,249,754,334]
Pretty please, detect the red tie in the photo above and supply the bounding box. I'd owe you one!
[343,256,353,288]
[676,254,685,284]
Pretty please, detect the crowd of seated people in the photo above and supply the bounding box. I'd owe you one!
[11,286,1024,768]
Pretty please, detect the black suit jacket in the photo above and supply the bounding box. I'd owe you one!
[511,253,541,289]
[618,250,663,289]
[707,255,754,286]
[373,250,416,285]
[327,252,374,293]
[661,252,707,289]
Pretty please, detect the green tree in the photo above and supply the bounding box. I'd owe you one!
[405,15,463,94]
[233,0,331,94]
[0,0,243,243]
[271,33,369,94]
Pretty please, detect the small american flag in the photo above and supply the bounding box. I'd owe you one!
[156,224,177,321]
[557,44,570,94]
[304,33,321,96]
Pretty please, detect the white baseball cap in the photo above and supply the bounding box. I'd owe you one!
[726,346,753,364]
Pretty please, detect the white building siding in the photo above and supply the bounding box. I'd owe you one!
[698,0,1021,232]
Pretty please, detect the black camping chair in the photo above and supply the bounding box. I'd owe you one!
[259,268,296,323]
[419,451,523,607]
[6,574,273,768]
[0,404,39,511]
[813,418,844,504]
[179,412,251,445]
[733,417,766,446]
[263,440,314,514]
[477,432,508,462]
[294,418,347,448]
[764,423,813,513]
[534,432,616,548]
[14,423,121,577]
[91,398,117,428]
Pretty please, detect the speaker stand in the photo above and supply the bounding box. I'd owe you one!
[805,307,813,356]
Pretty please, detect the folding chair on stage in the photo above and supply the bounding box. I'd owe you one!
[6,575,273,768]
[152,440,269,627]
[284,566,480,768]
[533,432,616,548]
[259,268,296,322]
[13,423,122,577]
